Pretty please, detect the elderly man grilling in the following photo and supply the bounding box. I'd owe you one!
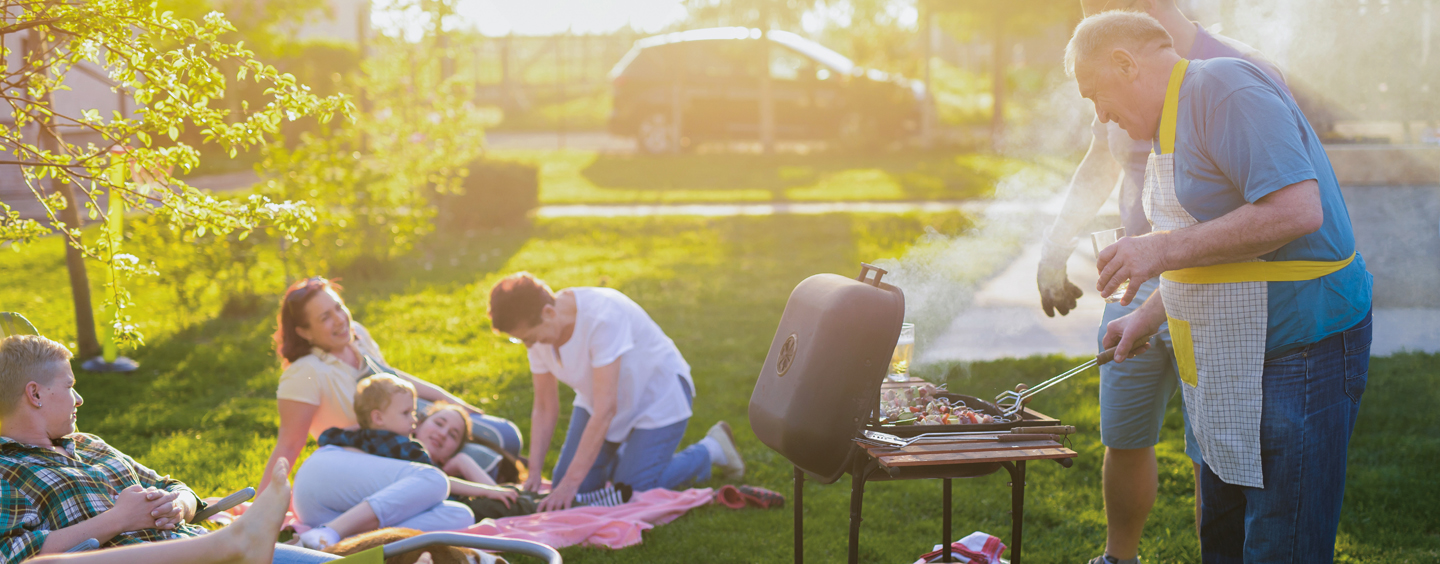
[1067,11,1372,564]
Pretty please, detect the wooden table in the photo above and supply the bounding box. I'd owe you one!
[791,414,1077,564]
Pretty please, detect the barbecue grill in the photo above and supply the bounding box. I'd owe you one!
[749,263,1063,482]
[749,264,1077,563]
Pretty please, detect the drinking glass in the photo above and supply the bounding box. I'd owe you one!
[887,323,915,382]
[1091,227,1129,303]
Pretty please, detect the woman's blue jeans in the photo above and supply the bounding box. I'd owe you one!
[551,376,711,493]
[1199,311,1371,563]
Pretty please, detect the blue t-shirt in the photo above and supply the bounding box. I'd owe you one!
[1110,24,1289,238]
[1170,57,1372,356]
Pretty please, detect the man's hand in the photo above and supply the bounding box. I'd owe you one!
[1097,232,1170,306]
[107,485,167,533]
[1039,262,1085,317]
[522,470,545,494]
[536,480,578,513]
[147,490,193,530]
[1102,307,1165,363]
[1038,229,1084,317]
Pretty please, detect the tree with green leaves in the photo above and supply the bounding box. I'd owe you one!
[0,1,349,361]
[932,0,1078,147]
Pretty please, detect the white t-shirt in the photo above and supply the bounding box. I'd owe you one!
[526,287,694,443]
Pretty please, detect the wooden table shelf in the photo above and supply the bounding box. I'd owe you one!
[791,415,1077,564]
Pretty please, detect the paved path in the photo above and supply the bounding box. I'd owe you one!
[920,185,1440,361]
[540,200,992,218]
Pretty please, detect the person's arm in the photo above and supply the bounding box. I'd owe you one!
[1097,179,1323,304]
[445,477,519,508]
[33,485,171,555]
[444,454,497,486]
[523,372,560,493]
[1050,129,1124,249]
[536,360,619,512]
[258,399,318,493]
[1102,290,1168,362]
[389,369,486,416]
[1039,124,1124,317]
[113,449,198,529]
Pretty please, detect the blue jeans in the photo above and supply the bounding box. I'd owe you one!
[1199,311,1370,563]
[552,376,712,493]
[273,543,341,563]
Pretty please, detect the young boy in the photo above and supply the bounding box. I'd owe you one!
[317,374,432,465]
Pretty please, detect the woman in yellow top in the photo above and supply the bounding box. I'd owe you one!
[258,277,519,494]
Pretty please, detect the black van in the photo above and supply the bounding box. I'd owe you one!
[608,27,925,153]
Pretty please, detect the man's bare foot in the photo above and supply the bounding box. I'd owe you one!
[223,458,293,564]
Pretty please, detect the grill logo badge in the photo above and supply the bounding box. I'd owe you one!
[776,333,798,377]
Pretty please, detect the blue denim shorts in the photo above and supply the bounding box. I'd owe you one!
[1098,278,1201,464]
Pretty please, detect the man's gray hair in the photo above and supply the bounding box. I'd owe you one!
[0,335,72,416]
[1065,11,1173,77]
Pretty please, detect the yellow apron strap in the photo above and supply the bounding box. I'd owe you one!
[1157,59,1190,155]
[1163,252,1355,284]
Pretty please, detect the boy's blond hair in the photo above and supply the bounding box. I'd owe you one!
[0,335,72,416]
[354,373,416,429]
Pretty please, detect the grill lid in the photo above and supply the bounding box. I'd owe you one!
[748,264,905,484]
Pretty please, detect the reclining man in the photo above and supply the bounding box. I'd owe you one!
[0,335,339,564]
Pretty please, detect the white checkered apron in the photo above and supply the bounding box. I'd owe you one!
[1142,59,1266,488]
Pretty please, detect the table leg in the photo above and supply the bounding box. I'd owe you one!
[942,478,953,563]
[1008,460,1027,564]
[848,457,868,564]
[794,466,804,564]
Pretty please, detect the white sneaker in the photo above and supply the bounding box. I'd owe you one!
[298,526,340,550]
[707,421,745,480]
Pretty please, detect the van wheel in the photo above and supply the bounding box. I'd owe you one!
[637,112,676,154]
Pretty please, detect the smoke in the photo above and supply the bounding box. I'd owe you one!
[874,164,1066,354]
[997,73,1096,160]
[874,73,1088,358]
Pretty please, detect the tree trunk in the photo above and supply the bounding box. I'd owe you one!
[30,28,100,358]
[990,14,1008,151]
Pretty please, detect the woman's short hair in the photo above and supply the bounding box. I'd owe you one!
[0,335,72,416]
[488,272,556,333]
[273,276,344,366]
[355,374,415,429]
[1065,10,1173,77]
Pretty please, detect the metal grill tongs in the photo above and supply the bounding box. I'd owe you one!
[994,346,1129,419]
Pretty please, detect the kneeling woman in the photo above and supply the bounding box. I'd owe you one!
[488,273,745,512]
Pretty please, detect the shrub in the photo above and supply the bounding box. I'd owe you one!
[433,159,539,231]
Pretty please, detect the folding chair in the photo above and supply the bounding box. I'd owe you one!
[0,312,39,337]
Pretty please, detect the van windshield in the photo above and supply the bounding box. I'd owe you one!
[767,30,855,75]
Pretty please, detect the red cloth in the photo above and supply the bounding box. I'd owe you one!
[911,531,1007,564]
[456,487,714,549]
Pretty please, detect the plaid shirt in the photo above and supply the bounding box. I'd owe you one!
[0,433,207,563]
[318,427,433,466]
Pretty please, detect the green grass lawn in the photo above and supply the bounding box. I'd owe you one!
[491,149,1035,205]
[2,214,1436,563]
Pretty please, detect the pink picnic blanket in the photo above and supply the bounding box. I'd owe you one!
[207,487,714,550]
[456,487,714,550]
